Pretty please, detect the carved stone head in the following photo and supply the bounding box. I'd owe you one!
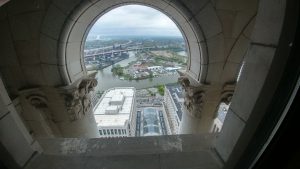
[178,76,190,89]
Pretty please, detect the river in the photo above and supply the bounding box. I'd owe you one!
[95,51,180,92]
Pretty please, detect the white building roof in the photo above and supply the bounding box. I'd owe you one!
[165,67,181,71]
[93,87,135,127]
[148,66,162,69]
[105,105,119,114]
[94,115,129,127]
[110,94,124,105]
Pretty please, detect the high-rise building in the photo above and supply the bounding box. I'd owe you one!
[93,87,136,137]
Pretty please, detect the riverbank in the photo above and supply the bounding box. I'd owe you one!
[94,52,180,92]
[108,50,186,81]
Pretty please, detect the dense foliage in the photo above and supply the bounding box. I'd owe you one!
[111,64,124,76]
[157,85,165,96]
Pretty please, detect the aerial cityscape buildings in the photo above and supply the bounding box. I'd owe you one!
[92,84,228,137]
[93,87,136,137]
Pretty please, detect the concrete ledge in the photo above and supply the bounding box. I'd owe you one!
[26,134,222,169]
[37,134,216,156]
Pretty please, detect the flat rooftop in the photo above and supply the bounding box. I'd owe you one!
[94,87,135,127]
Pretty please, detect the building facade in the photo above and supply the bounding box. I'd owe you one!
[93,87,136,137]
[163,84,184,134]
[137,107,169,136]
[135,88,171,136]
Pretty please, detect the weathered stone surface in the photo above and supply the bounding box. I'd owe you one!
[0,113,35,166]
[41,64,62,86]
[41,4,67,40]
[22,65,47,86]
[37,134,215,156]
[215,109,245,161]
[9,11,43,41]
[230,44,276,121]
[26,134,221,169]
[251,0,286,45]
[195,3,222,39]
[40,34,58,65]
[15,40,40,65]
[205,33,225,63]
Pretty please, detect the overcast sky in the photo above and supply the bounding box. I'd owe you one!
[88,5,182,37]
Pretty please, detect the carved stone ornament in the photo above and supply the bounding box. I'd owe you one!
[179,76,206,118]
[26,94,48,109]
[63,78,97,121]
[221,92,233,104]
[25,92,55,121]
[220,84,235,104]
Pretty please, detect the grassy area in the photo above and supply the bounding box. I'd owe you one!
[150,51,186,65]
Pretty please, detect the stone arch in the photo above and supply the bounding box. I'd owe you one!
[1,0,253,96]
[0,0,259,138]
[42,0,220,85]
[1,0,299,168]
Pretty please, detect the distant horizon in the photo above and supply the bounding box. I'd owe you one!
[87,34,184,39]
[88,5,183,37]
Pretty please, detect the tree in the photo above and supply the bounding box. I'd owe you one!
[111,64,124,76]
[157,85,165,96]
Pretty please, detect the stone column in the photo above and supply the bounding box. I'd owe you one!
[178,75,234,134]
[19,75,100,138]
[56,77,100,138]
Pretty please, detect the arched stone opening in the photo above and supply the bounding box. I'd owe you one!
[0,0,260,139]
[1,0,299,169]
[48,0,252,136]
[55,0,208,85]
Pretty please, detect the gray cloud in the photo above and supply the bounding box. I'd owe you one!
[88,5,182,37]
